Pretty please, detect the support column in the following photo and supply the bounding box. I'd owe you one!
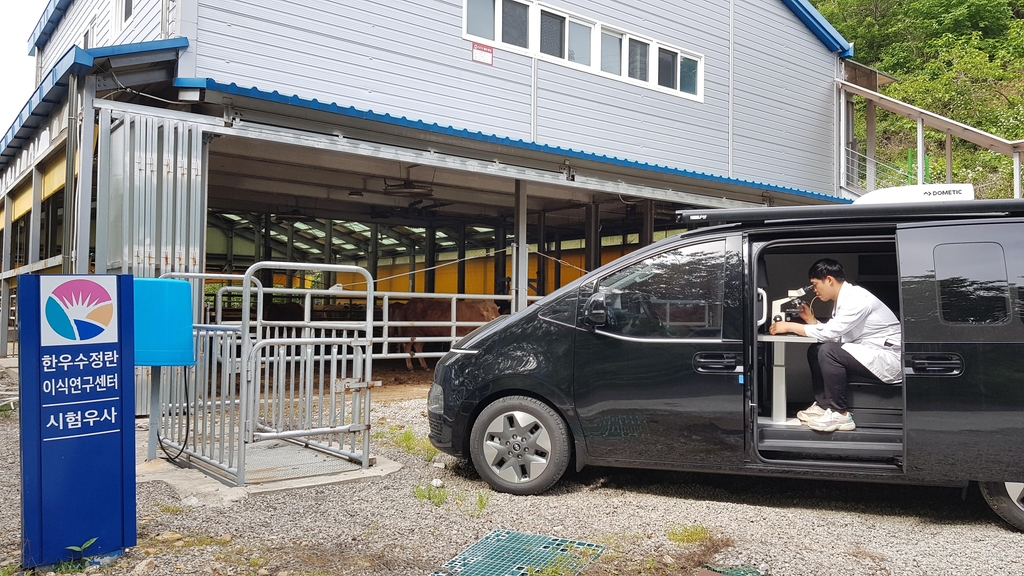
[75,75,96,274]
[866,101,877,191]
[513,180,528,312]
[323,219,334,288]
[1015,151,1021,200]
[0,197,12,356]
[456,224,466,294]
[368,223,379,289]
[917,117,925,185]
[585,201,600,271]
[641,199,654,247]
[286,223,295,288]
[408,238,417,292]
[225,228,234,273]
[946,133,953,184]
[29,167,42,264]
[425,226,436,293]
[61,75,78,273]
[262,212,273,287]
[838,87,847,194]
[553,234,562,289]
[535,212,546,297]
[494,225,507,296]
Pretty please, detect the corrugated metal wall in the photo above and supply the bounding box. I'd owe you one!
[733,0,837,194]
[36,0,164,74]
[195,0,534,140]
[192,0,840,196]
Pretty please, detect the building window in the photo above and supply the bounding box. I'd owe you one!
[463,1,704,101]
[568,21,591,65]
[113,0,135,35]
[628,39,648,81]
[658,48,676,89]
[502,0,529,48]
[679,57,699,95]
[124,0,133,21]
[467,0,496,40]
[540,11,565,58]
[601,31,621,75]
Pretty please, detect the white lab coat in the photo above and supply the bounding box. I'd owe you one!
[802,282,902,383]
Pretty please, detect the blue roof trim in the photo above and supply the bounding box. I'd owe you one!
[28,0,76,56]
[2,39,190,173]
[781,0,853,58]
[86,37,190,59]
[174,78,850,204]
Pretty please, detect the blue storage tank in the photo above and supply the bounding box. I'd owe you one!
[133,278,196,367]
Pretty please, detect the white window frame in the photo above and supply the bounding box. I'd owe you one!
[461,0,705,103]
[112,0,136,38]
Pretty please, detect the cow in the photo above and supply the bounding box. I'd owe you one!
[390,299,500,371]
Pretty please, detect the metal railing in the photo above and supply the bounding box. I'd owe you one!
[844,147,922,192]
[150,263,379,486]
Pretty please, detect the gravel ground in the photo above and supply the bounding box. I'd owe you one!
[1,367,1023,576]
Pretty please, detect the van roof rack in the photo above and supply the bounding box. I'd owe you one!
[676,199,1024,225]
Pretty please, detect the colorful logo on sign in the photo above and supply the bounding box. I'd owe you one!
[44,279,114,341]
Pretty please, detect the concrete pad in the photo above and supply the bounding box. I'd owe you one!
[133,426,402,507]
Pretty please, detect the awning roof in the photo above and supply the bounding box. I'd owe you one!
[1,38,190,173]
[839,79,1024,156]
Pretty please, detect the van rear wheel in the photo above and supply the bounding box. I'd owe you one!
[469,396,570,496]
[979,482,1024,530]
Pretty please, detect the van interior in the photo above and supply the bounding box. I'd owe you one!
[752,233,903,469]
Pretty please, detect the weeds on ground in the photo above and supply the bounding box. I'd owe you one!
[413,484,449,506]
[376,425,439,461]
[141,533,231,554]
[157,503,188,515]
[666,524,709,544]
[0,406,14,418]
[584,527,735,576]
[524,543,602,576]
[0,565,20,576]
[454,490,491,517]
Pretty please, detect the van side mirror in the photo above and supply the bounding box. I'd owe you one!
[583,292,607,326]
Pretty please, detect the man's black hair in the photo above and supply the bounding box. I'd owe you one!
[808,258,845,282]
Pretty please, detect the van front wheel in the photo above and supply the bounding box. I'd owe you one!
[469,396,570,496]
[979,482,1024,530]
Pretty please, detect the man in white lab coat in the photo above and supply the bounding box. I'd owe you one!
[768,258,902,432]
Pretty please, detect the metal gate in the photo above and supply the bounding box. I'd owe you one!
[153,262,378,486]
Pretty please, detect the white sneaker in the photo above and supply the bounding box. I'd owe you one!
[797,402,826,422]
[807,408,856,432]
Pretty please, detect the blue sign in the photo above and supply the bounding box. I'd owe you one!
[19,275,136,568]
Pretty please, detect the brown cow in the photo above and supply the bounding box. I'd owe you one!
[391,299,500,370]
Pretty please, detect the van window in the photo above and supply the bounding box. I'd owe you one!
[596,240,726,339]
[934,242,1011,325]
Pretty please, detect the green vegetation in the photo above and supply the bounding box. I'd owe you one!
[666,524,710,544]
[376,425,440,462]
[0,566,19,576]
[413,484,449,506]
[812,0,1024,195]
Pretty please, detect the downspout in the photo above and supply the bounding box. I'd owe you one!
[62,75,79,273]
[161,0,169,39]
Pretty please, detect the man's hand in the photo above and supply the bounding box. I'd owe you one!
[769,321,806,336]
[797,303,816,324]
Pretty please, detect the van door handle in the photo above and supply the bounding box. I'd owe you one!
[909,354,963,375]
[693,352,740,372]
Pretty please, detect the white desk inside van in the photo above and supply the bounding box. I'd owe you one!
[758,334,817,424]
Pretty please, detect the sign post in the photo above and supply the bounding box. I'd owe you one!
[19,275,136,568]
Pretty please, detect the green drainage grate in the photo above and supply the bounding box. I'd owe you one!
[431,529,605,576]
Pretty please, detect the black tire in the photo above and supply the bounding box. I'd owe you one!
[469,395,570,495]
[979,481,1024,531]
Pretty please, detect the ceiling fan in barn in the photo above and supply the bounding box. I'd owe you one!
[381,163,435,197]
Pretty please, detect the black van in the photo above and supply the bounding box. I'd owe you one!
[426,199,1024,530]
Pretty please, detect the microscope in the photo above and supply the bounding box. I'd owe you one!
[771,285,814,323]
